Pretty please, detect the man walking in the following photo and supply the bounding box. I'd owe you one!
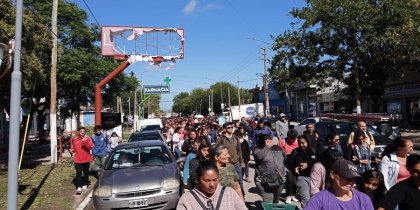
[302,122,320,156]
[252,119,274,148]
[92,125,109,169]
[217,122,245,190]
[275,113,289,142]
[347,121,375,151]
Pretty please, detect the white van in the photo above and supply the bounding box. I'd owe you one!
[139,118,163,130]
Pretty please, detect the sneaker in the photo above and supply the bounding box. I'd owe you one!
[82,185,87,192]
[76,187,82,195]
[292,195,299,202]
[285,196,292,204]
[244,178,251,183]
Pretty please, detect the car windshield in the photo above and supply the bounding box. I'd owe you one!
[142,125,161,131]
[105,145,172,170]
[129,133,162,142]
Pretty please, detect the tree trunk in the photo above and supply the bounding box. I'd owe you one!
[354,62,362,114]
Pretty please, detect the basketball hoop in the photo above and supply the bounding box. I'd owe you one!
[101,26,184,66]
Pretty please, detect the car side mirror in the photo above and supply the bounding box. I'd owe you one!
[91,165,102,172]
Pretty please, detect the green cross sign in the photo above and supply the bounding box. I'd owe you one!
[163,77,172,85]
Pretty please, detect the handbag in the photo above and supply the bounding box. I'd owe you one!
[261,171,285,189]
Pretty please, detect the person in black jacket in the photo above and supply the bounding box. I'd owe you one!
[287,135,317,207]
[182,130,198,155]
[237,126,251,182]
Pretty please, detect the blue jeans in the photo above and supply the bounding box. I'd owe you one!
[296,176,311,206]
[174,147,182,159]
[242,162,250,179]
[234,162,243,190]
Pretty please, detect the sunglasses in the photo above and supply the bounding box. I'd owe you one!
[207,200,214,210]
[226,126,233,129]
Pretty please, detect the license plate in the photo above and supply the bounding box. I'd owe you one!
[129,199,148,208]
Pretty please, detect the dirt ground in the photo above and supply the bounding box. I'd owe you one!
[0,158,96,210]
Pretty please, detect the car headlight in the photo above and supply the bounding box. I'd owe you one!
[163,178,180,191]
[94,186,112,198]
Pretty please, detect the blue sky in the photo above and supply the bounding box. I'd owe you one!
[75,0,306,111]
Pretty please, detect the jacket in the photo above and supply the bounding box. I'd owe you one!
[287,147,316,177]
[71,136,94,163]
[217,134,244,165]
[253,145,286,177]
[92,133,108,156]
[379,152,400,190]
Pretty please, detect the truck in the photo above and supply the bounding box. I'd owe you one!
[226,103,265,122]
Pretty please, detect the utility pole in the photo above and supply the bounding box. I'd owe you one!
[134,89,137,131]
[237,76,241,117]
[211,90,214,113]
[128,97,131,117]
[7,0,23,209]
[208,94,211,113]
[261,48,270,117]
[228,86,231,108]
[50,0,58,164]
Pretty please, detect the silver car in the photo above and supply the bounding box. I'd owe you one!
[93,140,182,210]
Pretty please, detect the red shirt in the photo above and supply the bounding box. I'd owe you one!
[71,136,94,163]
[278,138,299,155]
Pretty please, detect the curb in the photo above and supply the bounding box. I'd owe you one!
[76,191,92,210]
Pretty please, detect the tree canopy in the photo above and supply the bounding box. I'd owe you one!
[172,81,252,116]
[269,0,420,112]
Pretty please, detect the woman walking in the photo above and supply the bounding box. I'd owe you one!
[70,127,94,194]
[253,134,287,204]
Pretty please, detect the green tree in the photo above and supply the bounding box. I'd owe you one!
[270,0,420,113]
[0,0,52,115]
[171,82,252,115]
[172,92,191,116]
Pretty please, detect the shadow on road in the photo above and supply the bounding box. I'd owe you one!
[246,200,263,210]
[19,165,55,210]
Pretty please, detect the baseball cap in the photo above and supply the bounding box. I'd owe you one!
[332,159,360,179]
[279,113,286,117]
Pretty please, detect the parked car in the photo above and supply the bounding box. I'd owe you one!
[93,140,182,210]
[314,120,394,161]
[128,130,167,143]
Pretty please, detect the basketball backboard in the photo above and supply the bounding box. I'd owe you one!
[101,26,184,65]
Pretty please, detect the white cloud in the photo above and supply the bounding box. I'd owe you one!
[183,0,198,16]
[202,3,218,12]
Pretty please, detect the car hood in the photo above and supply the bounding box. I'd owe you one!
[98,163,179,193]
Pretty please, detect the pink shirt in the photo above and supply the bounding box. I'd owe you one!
[397,164,411,183]
[278,138,299,155]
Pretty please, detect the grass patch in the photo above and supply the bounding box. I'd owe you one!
[0,158,93,210]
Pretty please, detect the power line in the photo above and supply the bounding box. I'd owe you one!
[223,56,259,81]
[23,4,58,38]
[224,0,265,41]
[218,47,259,80]
[81,0,101,26]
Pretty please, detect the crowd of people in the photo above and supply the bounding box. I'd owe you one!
[69,115,420,210]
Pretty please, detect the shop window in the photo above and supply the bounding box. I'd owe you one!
[409,98,420,122]
[386,100,401,114]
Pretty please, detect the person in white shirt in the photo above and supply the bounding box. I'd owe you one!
[109,132,120,150]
